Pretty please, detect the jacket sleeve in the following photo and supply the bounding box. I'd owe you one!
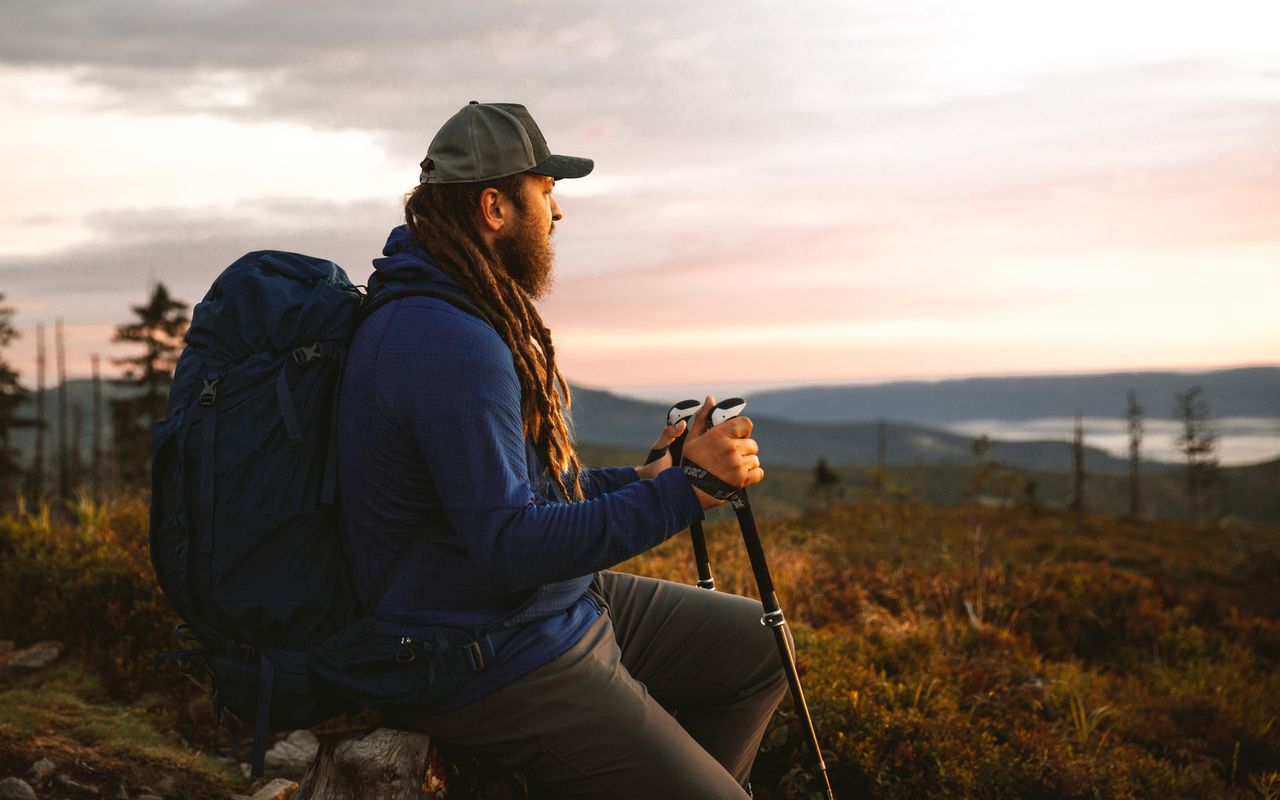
[578,467,641,499]
[380,301,703,588]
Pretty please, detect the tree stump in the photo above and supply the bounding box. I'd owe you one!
[292,727,529,800]
[293,727,435,800]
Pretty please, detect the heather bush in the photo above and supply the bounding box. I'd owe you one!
[0,495,181,694]
[4,489,1279,797]
[625,499,1280,799]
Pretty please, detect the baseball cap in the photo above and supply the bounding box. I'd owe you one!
[419,101,594,184]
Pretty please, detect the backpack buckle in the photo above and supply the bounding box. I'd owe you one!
[293,343,322,365]
[199,378,220,406]
[462,641,485,672]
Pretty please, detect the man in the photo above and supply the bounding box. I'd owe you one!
[336,101,785,799]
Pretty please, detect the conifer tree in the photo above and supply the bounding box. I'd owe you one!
[0,294,31,498]
[111,283,189,486]
[1174,386,1219,523]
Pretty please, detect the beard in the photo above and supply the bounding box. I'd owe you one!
[494,212,556,300]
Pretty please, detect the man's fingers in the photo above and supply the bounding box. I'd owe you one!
[650,419,686,450]
[716,416,753,439]
[688,395,716,439]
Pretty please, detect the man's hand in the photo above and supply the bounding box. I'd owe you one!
[682,396,764,510]
[633,418,688,481]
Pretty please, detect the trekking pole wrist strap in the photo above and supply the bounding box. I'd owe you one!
[680,459,738,501]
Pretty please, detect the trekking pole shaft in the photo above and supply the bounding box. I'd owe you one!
[731,488,834,800]
[670,435,715,590]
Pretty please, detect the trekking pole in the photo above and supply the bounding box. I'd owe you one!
[708,397,835,800]
[645,400,717,589]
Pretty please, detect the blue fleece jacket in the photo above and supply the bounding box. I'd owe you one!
[335,225,705,710]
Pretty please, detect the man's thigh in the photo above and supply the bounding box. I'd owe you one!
[404,612,750,800]
[596,570,787,711]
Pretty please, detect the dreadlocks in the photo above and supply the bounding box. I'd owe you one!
[404,175,582,501]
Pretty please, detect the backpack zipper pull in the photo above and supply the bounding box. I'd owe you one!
[396,637,417,663]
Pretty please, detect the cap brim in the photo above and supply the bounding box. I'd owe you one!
[529,154,594,180]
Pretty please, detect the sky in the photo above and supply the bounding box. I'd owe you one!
[2,0,1278,399]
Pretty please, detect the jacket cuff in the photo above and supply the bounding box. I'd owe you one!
[654,464,706,531]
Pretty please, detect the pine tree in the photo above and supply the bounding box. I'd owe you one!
[0,294,31,498]
[1174,386,1219,523]
[110,283,189,486]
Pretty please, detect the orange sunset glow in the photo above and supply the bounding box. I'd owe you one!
[1,1,1276,397]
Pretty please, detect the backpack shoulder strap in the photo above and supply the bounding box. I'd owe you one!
[357,286,490,328]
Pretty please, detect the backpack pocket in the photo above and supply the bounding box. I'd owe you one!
[205,648,345,731]
[309,617,481,711]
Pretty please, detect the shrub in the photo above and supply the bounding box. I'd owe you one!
[0,496,182,695]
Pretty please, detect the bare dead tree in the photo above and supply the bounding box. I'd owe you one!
[33,322,46,499]
[1126,390,1143,518]
[92,353,102,502]
[1070,411,1085,513]
[71,402,84,492]
[56,318,69,499]
[875,418,888,498]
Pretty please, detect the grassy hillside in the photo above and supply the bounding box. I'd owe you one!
[2,495,1278,798]
[578,442,1280,527]
[623,503,1280,799]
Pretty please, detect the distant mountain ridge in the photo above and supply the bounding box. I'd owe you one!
[568,386,1173,475]
[737,366,1280,426]
[10,374,1213,479]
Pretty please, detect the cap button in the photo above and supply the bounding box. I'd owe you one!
[469,100,479,104]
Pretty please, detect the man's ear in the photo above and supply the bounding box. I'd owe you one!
[477,186,508,233]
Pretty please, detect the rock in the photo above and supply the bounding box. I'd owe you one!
[54,773,100,795]
[153,776,175,795]
[0,777,37,800]
[27,758,56,782]
[265,730,320,777]
[0,641,63,671]
[248,778,298,800]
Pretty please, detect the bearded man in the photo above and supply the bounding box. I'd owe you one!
[336,102,784,799]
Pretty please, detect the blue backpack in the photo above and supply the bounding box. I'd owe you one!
[150,251,498,775]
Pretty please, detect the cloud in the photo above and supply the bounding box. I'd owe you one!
[0,197,398,304]
[2,1,1278,388]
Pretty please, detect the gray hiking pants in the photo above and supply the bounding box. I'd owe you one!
[403,570,790,799]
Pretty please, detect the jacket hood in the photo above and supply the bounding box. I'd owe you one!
[368,225,465,295]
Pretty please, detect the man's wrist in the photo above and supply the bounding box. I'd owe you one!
[679,459,738,501]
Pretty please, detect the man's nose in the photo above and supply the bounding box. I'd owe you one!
[550,195,563,222]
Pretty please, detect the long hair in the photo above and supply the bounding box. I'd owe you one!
[404,176,582,501]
